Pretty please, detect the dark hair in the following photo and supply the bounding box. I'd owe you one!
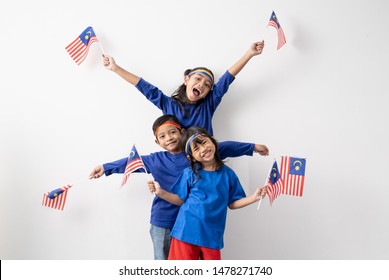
[180,126,224,183]
[152,114,182,135]
[171,67,214,118]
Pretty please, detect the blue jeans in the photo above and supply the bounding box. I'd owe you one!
[149,224,172,260]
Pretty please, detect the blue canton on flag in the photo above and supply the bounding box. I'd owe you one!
[280,156,306,196]
[266,161,284,206]
[65,26,99,65]
[79,27,96,44]
[42,185,72,211]
[268,11,286,50]
[289,157,306,176]
[48,187,66,199]
[121,145,146,187]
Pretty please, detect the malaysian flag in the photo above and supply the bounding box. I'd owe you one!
[266,161,284,206]
[121,145,146,187]
[42,185,72,211]
[280,156,306,196]
[268,11,286,50]
[65,26,98,65]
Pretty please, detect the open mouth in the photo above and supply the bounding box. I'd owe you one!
[193,88,201,97]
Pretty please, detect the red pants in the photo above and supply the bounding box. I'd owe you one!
[168,238,221,260]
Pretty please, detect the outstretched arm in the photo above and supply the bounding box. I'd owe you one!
[218,141,269,159]
[229,186,267,209]
[103,55,141,86]
[228,41,265,77]
[254,144,269,156]
[147,180,183,206]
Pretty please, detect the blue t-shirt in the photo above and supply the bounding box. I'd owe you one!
[171,165,246,250]
[136,71,235,136]
[103,141,254,229]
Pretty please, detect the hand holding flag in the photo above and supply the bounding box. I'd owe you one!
[256,155,307,210]
[257,159,284,209]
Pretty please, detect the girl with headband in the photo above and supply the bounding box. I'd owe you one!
[90,115,269,260]
[148,126,267,260]
[102,41,264,136]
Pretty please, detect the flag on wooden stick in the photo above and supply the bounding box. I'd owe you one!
[42,184,72,211]
[121,145,146,187]
[266,160,284,206]
[280,156,306,196]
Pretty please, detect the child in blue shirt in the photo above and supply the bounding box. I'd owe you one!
[148,126,267,260]
[102,41,265,135]
[90,115,269,259]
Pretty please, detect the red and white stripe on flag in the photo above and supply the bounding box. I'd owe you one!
[266,179,283,206]
[280,156,305,196]
[268,22,286,50]
[276,27,286,50]
[121,159,144,187]
[268,11,286,50]
[65,35,98,65]
[42,185,72,211]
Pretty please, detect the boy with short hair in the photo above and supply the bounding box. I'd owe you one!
[89,114,269,259]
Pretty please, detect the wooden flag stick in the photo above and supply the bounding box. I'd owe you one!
[257,159,276,210]
[91,26,105,55]
[135,144,158,197]
[98,41,105,56]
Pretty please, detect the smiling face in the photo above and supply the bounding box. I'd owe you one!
[184,73,213,103]
[189,135,217,170]
[155,124,183,154]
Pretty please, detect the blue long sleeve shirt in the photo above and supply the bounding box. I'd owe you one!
[135,71,235,136]
[103,141,254,229]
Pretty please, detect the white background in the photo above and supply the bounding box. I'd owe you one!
[1,0,388,260]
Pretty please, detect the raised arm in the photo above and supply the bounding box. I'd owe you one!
[229,186,267,209]
[228,41,265,77]
[103,55,141,86]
